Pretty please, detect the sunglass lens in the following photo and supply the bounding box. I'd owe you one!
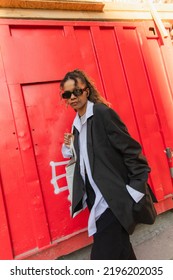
[62,91,72,99]
[62,88,86,99]
[73,89,83,96]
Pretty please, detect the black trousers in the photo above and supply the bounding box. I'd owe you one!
[85,174,136,260]
[90,208,136,260]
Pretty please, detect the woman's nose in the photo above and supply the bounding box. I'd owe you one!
[70,93,76,99]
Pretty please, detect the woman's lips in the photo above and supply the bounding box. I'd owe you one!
[71,102,78,106]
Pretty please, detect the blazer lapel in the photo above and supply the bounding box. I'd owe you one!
[73,127,80,160]
[87,117,94,174]
[73,116,94,173]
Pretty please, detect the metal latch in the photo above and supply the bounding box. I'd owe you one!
[165,147,173,178]
[165,147,173,159]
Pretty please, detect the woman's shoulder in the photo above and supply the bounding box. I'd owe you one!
[93,102,110,114]
[93,103,117,119]
[93,102,123,123]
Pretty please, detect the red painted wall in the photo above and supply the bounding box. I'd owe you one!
[0,19,173,260]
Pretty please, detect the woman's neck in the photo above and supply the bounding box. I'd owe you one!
[78,103,87,117]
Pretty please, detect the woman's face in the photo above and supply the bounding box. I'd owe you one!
[62,78,89,115]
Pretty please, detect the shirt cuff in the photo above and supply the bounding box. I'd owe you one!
[61,143,73,158]
[126,184,145,203]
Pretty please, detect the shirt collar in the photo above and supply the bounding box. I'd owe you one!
[73,100,94,132]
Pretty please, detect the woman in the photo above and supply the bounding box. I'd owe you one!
[60,69,151,260]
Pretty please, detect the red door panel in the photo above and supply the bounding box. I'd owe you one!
[90,26,141,140]
[0,84,38,257]
[0,25,84,84]
[139,26,173,198]
[115,26,173,200]
[22,82,89,240]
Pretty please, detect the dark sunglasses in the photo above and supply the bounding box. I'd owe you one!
[62,87,88,99]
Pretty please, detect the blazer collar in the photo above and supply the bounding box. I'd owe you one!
[72,100,94,132]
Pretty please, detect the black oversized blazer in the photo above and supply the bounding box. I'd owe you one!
[72,102,151,234]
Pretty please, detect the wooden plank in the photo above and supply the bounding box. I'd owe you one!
[8,84,51,249]
[0,0,104,11]
[145,0,168,38]
[104,2,173,12]
[20,229,92,260]
[0,5,173,21]
[0,8,158,20]
[0,48,13,260]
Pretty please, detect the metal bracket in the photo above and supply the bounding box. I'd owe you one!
[165,147,173,159]
[164,147,173,178]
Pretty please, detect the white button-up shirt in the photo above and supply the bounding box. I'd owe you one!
[62,100,144,237]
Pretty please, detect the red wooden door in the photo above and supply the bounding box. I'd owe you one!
[90,24,173,208]
[0,19,173,260]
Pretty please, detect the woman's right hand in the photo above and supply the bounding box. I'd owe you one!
[64,133,73,147]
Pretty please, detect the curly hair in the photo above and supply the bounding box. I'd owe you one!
[60,69,110,107]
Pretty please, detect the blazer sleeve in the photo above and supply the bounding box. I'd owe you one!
[104,107,151,193]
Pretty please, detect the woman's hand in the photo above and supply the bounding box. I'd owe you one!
[64,133,73,147]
